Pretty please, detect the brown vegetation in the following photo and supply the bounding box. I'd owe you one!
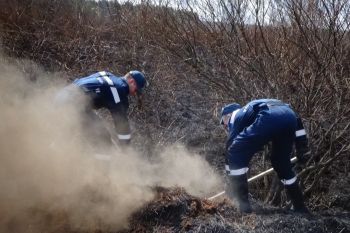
[0,0,349,232]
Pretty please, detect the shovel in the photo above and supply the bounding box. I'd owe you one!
[207,157,298,200]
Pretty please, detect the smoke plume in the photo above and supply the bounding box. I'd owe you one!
[0,56,222,232]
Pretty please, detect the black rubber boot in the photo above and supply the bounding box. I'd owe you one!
[226,174,252,213]
[285,182,310,214]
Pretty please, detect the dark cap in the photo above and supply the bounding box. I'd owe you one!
[129,70,147,93]
[220,103,241,124]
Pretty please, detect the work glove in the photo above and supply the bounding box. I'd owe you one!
[295,139,311,165]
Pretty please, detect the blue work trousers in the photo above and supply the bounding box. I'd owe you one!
[227,105,297,180]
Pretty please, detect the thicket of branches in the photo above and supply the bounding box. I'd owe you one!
[1,0,349,210]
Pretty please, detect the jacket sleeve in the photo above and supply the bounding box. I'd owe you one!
[226,105,257,151]
[294,117,311,163]
[109,102,131,145]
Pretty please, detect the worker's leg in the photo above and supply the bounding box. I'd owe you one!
[270,113,309,214]
[225,173,252,213]
[82,109,114,150]
[226,111,272,213]
[54,84,86,107]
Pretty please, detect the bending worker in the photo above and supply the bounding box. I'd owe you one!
[220,99,310,214]
[56,70,147,147]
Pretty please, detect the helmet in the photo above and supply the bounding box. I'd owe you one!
[220,103,241,124]
[129,70,147,93]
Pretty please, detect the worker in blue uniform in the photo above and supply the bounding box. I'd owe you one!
[55,70,147,147]
[220,99,310,214]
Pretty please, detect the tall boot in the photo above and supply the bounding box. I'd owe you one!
[225,174,252,213]
[285,182,310,214]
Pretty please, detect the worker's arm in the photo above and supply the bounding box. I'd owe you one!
[294,117,311,164]
[226,105,257,151]
[109,102,131,145]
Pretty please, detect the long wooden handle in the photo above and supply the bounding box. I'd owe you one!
[207,157,298,200]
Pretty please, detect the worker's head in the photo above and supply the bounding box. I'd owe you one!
[220,103,241,129]
[126,70,147,96]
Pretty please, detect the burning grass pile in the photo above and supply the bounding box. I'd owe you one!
[120,187,350,233]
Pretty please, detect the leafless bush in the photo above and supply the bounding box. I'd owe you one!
[143,0,350,208]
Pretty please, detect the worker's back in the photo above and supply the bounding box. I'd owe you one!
[73,71,129,110]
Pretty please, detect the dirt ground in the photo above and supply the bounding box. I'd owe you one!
[3,187,348,233]
[120,187,350,233]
